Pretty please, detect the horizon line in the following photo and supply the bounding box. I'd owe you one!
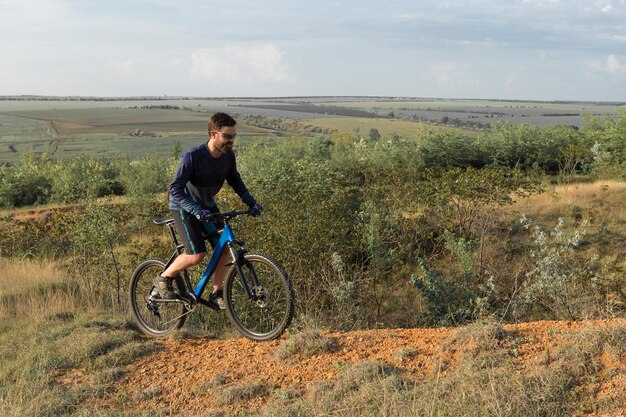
[1,95,625,105]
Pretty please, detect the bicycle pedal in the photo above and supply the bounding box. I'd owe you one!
[200,295,222,311]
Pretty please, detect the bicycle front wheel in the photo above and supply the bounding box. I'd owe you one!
[224,252,294,341]
[128,259,189,337]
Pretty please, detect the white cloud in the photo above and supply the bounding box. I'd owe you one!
[190,44,292,84]
[606,54,620,73]
[601,3,613,12]
[589,54,623,73]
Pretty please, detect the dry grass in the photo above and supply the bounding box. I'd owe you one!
[275,329,337,362]
[0,258,82,318]
[513,180,626,222]
[555,324,626,375]
[215,380,270,406]
[510,180,626,278]
[443,319,507,352]
[259,361,407,417]
[0,257,64,295]
[259,356,571,417]
[302,116,476,141]
[259,322,624,417]
[0,310,156,416]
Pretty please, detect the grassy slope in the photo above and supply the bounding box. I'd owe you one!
[2,100,625,415]
[510,181,626,260]
[1,182,625,415]
[1,306,624,416]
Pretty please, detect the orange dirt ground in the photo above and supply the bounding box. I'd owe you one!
[87,318,626,416]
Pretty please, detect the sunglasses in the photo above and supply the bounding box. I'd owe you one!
[212,130,237,140]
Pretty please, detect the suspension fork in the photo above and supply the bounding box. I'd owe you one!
[228,240,260,300]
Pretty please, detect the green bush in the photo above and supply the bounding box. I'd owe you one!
[420,130,488,169]
[516,218,601,320]
[410,259,477,325]
[120,152,174,196]
[0,154,52,207]
[582,111,626,178]
[49,157,124,203]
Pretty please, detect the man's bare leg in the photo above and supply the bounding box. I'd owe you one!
[160,249,228,305]
[162,252,206,278]
[212,249,231,293]
[152,252,206,299]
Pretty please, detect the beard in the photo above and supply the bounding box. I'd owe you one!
[218,141,234,153]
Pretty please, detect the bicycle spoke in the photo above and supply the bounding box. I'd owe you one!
[129,259,190,337]
[225,253,294,341]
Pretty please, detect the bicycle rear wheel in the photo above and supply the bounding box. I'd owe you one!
[128,259,189,337]
[224,252,294,341]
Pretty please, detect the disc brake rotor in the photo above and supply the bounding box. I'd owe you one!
[253,286,269,307]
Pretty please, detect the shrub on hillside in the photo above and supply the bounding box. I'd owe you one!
[516,218,602,320]
[49,157,124,203]
[410,259,477,325]
[0,154,51,207]
[121,152,175,196]
[582,111,626,178]
[419,130,488,169]
[417,166,541,236]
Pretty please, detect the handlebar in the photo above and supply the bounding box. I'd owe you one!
[197,209,253,223]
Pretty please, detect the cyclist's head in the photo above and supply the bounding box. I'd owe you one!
[208,112,236,134]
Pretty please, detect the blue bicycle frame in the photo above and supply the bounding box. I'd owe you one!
[193,224,236,299]
[160,211,258,309]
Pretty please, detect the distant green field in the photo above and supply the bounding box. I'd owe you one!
[331,98,625,112]
[1,96,623,164]
[328,99,625,127]
[0,101,285,163]
[300,117,476,140]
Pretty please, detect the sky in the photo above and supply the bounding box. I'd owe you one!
[1,0,625,101]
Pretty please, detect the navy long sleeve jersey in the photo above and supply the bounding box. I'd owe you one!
[168,143,255,216]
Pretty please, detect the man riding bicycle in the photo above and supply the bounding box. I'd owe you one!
[153,112,263,307]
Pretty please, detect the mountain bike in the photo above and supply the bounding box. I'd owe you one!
[128,209,294,341]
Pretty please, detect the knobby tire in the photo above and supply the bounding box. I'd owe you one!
[128,259,189,337]
[224,252,295,341]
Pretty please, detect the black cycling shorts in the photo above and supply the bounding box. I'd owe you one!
[170,209,220,254]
